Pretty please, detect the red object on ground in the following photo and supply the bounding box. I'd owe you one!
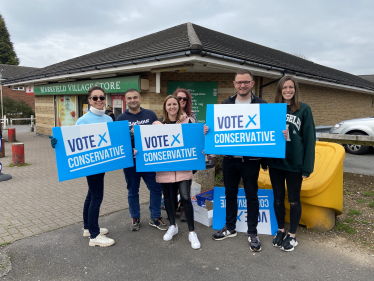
[8,128,16,142]
[12,143,24,166]
[0,138,4,158]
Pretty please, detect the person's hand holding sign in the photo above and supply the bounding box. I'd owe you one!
[49,135,57,148]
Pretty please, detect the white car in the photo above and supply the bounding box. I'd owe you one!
[329,117,374,155]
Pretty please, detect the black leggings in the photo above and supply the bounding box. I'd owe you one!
[269,167,303,234]
[162,181,194,231]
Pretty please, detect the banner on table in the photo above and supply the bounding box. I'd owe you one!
[204,104,287,158]
[134,123,206,172]
[212,187,278,235]
[52,121,133,181]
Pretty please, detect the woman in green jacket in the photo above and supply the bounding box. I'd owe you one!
[268,76,316,252]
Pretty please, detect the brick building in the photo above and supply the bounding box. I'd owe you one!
[2,23,374,135]
[1,64,38,111]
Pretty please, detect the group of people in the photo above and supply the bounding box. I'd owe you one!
[50,69,315,253]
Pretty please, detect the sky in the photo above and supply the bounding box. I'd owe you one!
[1,0,374,75]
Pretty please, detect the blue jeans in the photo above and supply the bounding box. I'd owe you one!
[83,173,105,239]
[123,163,162,220]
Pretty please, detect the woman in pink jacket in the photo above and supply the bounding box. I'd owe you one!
[153,95,201,249]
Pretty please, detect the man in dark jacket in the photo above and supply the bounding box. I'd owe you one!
[212,69,267,252]
[117,89,168,232]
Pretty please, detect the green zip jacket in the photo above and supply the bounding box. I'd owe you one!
[268,102,316,177]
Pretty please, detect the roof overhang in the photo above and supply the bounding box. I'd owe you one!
[4,54,374,95]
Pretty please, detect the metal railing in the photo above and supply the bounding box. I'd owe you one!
[1,115,35,132]
[1,115,8,129]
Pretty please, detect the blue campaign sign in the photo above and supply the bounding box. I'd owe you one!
[204,104,287,158]
[52,121,134,182]
[212,187,278,235]
[134,123,206,172]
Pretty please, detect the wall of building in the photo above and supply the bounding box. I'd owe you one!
[1,86,35,111]
[33,72,374,135]
[140,72,374,126]
[35,95,54,136]
[260,78,374,126]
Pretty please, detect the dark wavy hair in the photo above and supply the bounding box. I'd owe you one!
[172,88,193,117]
[162,95,183,124]
[275,76,300,113]
[88,86,105,97]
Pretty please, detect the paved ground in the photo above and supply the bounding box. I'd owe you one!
[0,128,150,245]
[2,207,373,280]
[343,147,374,176]
[0,126,373,280]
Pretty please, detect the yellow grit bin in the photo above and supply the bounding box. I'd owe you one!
[258,141,345,232]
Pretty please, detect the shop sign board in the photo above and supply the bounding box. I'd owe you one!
[212,187,278,235]
[134,123,206,172]
[167,81,218,123]
[52,121,133,181]
[204,104,287,158]
[34,76,140,95]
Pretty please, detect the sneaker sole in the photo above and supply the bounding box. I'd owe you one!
[149,222,168,231]
[83,229,109,237]
[250,246,262,252]
[281,241,298,252]
[130,227,140,231]
[89,241,115,247]
[212,232,237,241]
[272,243,282,248]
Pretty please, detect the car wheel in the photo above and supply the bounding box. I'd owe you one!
[345,132,370,155]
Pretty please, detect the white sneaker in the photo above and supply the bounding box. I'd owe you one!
[189,231,201,249]
[89,234,115,247]
[83,228,109,237]
[163,225,178,241]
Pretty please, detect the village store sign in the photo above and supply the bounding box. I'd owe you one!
[33,75,140,95]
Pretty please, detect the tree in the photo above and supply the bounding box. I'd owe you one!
[0,13,19,65]
[0,97,34,124]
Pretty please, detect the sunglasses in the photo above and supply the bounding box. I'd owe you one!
[90,96,106,101]
[177,96,188,101]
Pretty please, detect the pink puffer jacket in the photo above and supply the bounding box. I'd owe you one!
[155,117,193,183]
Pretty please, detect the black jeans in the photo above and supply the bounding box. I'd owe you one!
[269,167,303,234]
[83,173,105,239]
[162,180,194,231]
[223,157,260,234]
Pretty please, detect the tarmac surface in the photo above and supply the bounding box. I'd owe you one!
[0,126,373,280]
[343,147,374,176]
[2,207,374,281]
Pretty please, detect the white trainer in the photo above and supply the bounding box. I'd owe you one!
[163,225,178,241]
[89,234,115,247]
[189,231,201,249]
[83,228,109,237]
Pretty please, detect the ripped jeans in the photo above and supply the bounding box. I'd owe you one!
[269,168,303,234]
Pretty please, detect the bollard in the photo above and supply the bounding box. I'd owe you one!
[12,143,24,166]
[0,138,4,158]
[8,128,16,142]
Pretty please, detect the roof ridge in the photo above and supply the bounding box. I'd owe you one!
[186,22,203,50]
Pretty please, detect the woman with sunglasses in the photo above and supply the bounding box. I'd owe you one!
[268,76,316,252]
[170,89,197,221]
[173,88,197,123]
[153,95,201,249]
[50,86,115,247]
